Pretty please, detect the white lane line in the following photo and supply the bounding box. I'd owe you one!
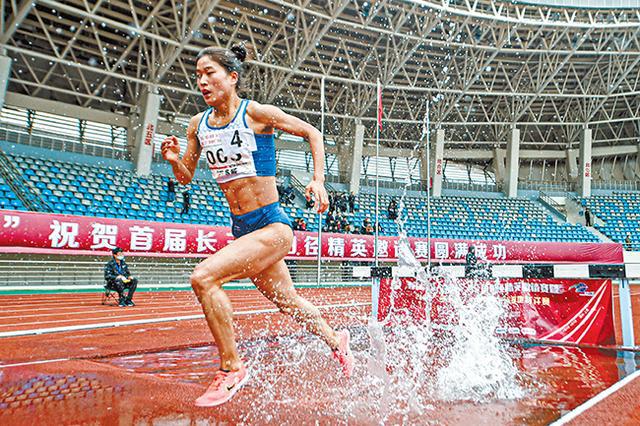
[550,368,640,425]
[0,298,368,326]
[0,295,365,313]
[0,302,370,339]
[0,282,368,293]
[1,298,368,319]
[0,295,261,309]
[0,304,284,329]
[0,358,72,369]
[0,291,366,310]
[0,304,202,318]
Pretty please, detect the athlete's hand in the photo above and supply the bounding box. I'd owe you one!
[161,136,181,163]
[305,180,329,214]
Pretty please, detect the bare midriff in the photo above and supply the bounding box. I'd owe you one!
[219,175,279,216]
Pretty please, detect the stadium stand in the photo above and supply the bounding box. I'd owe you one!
[355,193,599,242]
[583,194,640,247]
[4,152,599,243]
[0,175,25,211]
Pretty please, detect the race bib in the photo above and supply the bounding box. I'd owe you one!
[199,128,258,180]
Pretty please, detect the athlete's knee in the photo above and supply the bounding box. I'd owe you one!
[190,267,214,294]
[264,223,293,252]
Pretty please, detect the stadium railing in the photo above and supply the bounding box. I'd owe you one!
[0,122,129,161]
[520,181,573,192]
[592,180,640,191]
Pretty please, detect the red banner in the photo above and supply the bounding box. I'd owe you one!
[0,209,624,263]
[378,278,615,346]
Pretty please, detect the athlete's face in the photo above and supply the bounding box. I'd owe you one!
[196,56,238,106]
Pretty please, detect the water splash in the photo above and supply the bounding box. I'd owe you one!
[360,98,524,416]
[365,245,524,412]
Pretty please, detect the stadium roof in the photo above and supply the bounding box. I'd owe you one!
[515,0,640,9]
[1,0,639,157]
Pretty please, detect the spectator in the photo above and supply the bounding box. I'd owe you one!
[334,212,344,233]
[104,247,138,307]
[279,184,294,205]
[306,196,315,210]
[293,217,307,232]
[338,192,348,213]
[626,233,633,251]
[324,211,335,232]
[167,178,176,202]
[348,192,356,212]
[339,214,349,233]
[328,192,336,215]
[327,212,340,233]
[465,245,478,278]
[181,188,191,215]
[584,207,592,226]
[361,217,374,235]
[344,223,353,234]
[388,198,398,220]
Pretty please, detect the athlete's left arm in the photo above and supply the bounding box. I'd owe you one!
[248,102,329,213]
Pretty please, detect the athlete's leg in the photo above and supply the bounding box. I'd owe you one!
[250,260,340,350]
[190,222,294,371]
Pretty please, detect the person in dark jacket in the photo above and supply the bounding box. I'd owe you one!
[348,192,356,212]
[584,207,592,226]
[181,188,191,215]
[465,245,478,278]
[167,178,176,202]
[388,198,398,220]
[104,247,138,307]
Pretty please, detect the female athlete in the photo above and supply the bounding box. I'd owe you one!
[161,44,354,407]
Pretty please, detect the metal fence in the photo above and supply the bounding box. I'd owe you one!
[592,180,640,191]
[0,123,130,161]
[359,176,427,192]
[520,181,574,192]
[442,180,499,192]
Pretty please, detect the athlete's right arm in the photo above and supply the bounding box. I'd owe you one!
[161,114,202,185]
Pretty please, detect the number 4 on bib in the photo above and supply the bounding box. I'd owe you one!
[230,130,243,147]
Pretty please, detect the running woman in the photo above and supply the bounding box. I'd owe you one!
[161,44,355,407]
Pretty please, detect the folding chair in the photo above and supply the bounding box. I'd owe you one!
[101,284,120,306]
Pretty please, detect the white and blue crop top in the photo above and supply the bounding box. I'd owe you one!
[196,99,276,183]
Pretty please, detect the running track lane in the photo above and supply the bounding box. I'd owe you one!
[0,287,370,365]
[0,287,370,334]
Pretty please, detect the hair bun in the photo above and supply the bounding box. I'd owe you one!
[230,44,247,63]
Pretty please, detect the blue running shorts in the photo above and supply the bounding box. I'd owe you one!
[230,201,293,238]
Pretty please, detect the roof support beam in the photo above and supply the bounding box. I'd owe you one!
[0,0,35,45]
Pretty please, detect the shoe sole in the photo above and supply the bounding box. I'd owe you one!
[194,369,250,408]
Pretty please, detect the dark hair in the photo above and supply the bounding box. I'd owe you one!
[112,247,123,255]
[196,44,248,90]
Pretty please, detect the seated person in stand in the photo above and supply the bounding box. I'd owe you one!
[361,217,374,235]
[104,247,138,307]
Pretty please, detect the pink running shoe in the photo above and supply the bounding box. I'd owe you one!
[194,365,249,407]
[333,329,355,378]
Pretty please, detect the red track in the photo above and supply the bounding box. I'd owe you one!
[0,287,638,425]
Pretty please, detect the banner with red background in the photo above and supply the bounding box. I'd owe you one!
[377,277,615,346]
[0,210,624,263]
